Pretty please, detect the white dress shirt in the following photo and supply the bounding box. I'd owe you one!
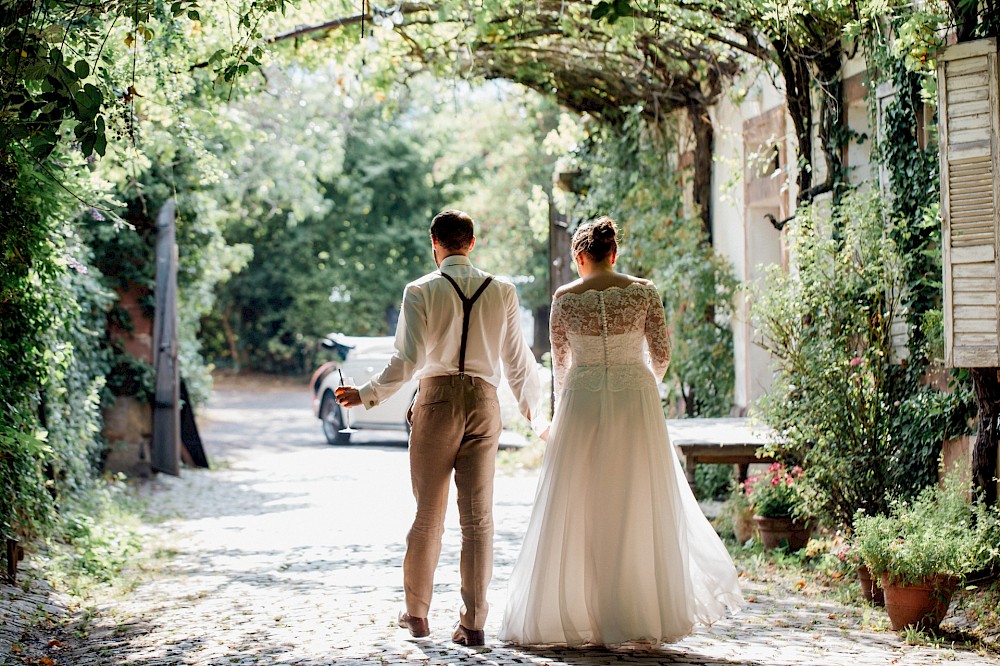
[358,255,546,433]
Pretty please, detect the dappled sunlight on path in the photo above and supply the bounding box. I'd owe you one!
[7,380,994,665]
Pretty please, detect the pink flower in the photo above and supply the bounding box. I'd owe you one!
[771,477,780,486]
[791,465,803,476]
[785,477,794,486]
[768,462,782,472]
[850,357,863,366]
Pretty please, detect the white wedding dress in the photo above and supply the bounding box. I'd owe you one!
[500,282,742,646]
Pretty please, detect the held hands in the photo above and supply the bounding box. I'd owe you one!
[335,386,362,408]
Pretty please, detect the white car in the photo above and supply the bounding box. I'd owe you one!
[310,334,544,445]
[310,335,416,445]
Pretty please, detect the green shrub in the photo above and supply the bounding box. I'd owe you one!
[0,417,54,541]
[854,471,1000,585]
[752,189,973,531]
[694,464,733,500]
[1,145,114,561]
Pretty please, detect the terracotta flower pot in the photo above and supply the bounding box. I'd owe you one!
[733,506,757,544]
[880,573,958,632]
[752,515,813,551]
[857,564,885,606]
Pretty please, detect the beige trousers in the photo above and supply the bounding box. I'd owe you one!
[403,375,502,630]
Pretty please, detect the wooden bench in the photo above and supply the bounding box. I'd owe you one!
[666,417,775,490]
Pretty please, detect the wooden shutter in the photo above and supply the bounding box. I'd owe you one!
[940,37,1000,368]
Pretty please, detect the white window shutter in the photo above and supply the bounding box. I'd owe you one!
[939,37,1000,368]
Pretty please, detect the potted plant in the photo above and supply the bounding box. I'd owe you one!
[743,462,813,551]
[722,481,757,545]
[854,472,1000,632]
[839,540,884,606]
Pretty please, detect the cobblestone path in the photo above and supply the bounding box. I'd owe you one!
[4,379,998,665]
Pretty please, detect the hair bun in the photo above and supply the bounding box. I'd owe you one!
[593,217,618,240]
[571,216,619,263]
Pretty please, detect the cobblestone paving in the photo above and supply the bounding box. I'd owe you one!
[4,379,998,665]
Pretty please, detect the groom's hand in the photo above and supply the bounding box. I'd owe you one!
[335,386,362,408]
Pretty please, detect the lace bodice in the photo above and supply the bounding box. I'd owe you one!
[549,282,671,397]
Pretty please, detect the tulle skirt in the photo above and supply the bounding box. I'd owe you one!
[499,372,743,646]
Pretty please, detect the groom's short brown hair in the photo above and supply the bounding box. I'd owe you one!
[430,210,475,252]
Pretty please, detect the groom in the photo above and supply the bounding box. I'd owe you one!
[336,209,544,646]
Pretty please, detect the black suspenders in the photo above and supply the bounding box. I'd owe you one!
[439,271,494,378]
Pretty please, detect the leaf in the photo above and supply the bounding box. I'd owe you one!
[590,1,611,20]
[94,130,107,157]
[74,60,89,79]
[187,10,200,21]
[81,130,96,157]
[74,95,96,120]
[613,0,631,16]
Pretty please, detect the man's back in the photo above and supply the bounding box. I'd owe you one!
[406,256,516,386]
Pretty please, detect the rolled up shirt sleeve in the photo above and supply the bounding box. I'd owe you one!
[358,284,426,409]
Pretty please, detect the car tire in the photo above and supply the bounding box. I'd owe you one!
[320,391,352,446]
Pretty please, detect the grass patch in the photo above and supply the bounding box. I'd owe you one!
[37,475,145,597]
[940,579,1000,654]
[497,421,546,474]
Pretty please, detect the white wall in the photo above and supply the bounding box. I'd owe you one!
[710,92,749,411]
[710,70,794,414]
[707,51,879,414]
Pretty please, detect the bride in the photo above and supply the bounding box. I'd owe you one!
[500,216,742,647]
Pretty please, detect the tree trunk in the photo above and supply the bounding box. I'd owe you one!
[817,50,844,203]
[221,302,242,372]
[532,303,550,363]
[687,102,714,243]
[970,368,1000,505]
[773,45,814,197]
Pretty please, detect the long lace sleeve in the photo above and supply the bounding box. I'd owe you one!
[644,286,671,381]
[550,297,572,401]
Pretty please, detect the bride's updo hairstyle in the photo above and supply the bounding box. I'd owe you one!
[572,216,619,262]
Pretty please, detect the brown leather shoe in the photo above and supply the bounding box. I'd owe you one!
[452,623,486,646]
[397,610,430,638]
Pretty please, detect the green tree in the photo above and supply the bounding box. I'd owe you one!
[202,73,451,372]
